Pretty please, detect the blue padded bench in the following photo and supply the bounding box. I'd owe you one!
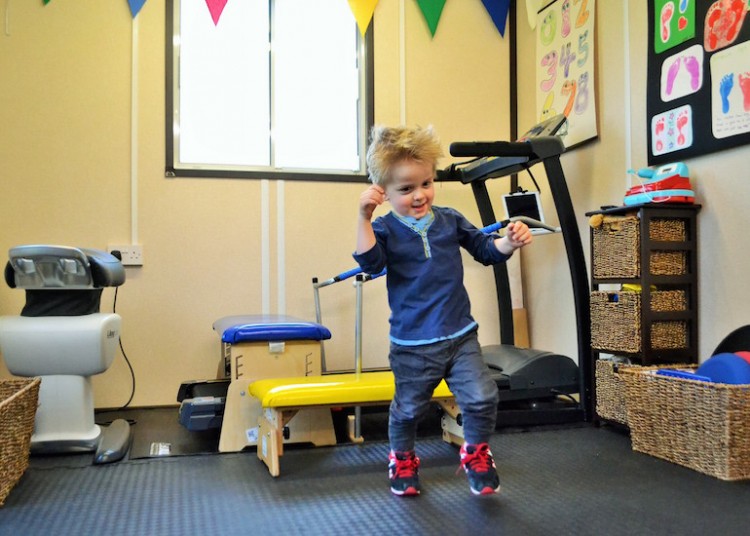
[209,315,336,453]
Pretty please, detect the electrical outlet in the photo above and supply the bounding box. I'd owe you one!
[108,244,144,267]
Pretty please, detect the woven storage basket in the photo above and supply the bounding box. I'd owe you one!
[595,361,692,426]
[649,218,687,241]
[596,360,634,425]
[622,368,750,481]
[592,215,640,279]
[591,291,688,354]
[650,251,687,276]
[0,378,40,506]
[592,216,688,279]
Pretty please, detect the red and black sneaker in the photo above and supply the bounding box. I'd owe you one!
[459,443,501,496]
[388,450,421,496]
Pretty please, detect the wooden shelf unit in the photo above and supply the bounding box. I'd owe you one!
[587,204,701,366]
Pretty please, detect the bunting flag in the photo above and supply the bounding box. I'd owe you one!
[128,0,147,18]
[205,0,228,26]
[43,0,51,4]
[480,0,511,37]
[416,0,447,37]
[348,0,379,37]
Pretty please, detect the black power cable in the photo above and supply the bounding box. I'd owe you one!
[112,286,136,410]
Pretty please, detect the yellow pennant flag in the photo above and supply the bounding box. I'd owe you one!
[348,0,379,37]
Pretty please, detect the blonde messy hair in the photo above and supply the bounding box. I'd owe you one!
[366,125,443,186]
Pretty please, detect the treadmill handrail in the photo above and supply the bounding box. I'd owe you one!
[450,136,565,161]
[450,141,534,158]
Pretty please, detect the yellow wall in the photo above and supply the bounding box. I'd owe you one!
[0,1,510,406]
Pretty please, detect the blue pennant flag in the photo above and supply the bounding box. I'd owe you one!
[128,0,147,18]
[481,0,511,37]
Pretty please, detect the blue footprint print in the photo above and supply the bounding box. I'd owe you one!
[720,73,734,114]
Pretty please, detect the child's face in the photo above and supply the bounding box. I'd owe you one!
[384,158,435,219]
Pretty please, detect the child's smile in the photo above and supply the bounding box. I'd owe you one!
[385,159,436,219]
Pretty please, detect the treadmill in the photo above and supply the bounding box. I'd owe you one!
[438,115,594,425]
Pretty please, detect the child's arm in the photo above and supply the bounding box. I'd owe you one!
[356,185,386,255]
[494,221,533,255]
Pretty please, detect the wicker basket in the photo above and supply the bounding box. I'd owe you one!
[650,251,687,276]
[592,216,640,279]
[595,360,691,425]
[0,378,40,506]
[622,368,750,481]
[596,360,633,425]
[591,291,688,353]
[649,218,687,241]
[592,216,688,279]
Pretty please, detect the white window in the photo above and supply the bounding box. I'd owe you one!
[167,0,373,181]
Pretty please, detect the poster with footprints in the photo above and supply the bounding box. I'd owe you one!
[535,0,598,148]
[647,0,750,164]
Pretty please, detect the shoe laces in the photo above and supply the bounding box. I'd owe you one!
[459,443,493,474]
[391,452,420,478]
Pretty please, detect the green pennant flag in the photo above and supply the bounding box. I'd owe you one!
[43,0,51,4]
[416,0,447,37]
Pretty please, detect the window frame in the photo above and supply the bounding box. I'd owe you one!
[165,0,374,182]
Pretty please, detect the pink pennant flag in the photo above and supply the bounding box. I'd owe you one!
[205,0,229,26]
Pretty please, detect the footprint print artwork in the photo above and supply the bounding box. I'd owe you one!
[679,0,689,13]
[655,117,666,152]
[739,72,750,112]
[665,57,682,95]
[705,0,747,52]
[719,73,734,114]
[683,55,701,91]
[676,109,689,146]
[661,1,675,43]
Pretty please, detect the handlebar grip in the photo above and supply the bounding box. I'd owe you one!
[449,141,534,158]
[335,267,363,282]
[480,220,509,234]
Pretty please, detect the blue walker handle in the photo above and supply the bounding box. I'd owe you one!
[480,220,510,234]
[334,267,364,282]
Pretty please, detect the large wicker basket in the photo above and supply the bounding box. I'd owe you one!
[595,360,691,426]
[622,369,750,481]
[0,378,40,506]
[592,216,688,279]
[591,291,688,354]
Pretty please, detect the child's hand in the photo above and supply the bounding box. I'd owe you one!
[505,221,533,250]
[359,185,386,220]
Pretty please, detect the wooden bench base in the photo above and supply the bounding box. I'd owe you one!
[257,398,463,477]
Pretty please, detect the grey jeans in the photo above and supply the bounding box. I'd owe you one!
[388,329,499,452]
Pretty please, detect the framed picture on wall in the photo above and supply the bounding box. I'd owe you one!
[647,0,750,165]
[535,0,598,148]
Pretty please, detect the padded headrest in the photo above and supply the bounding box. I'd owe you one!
[4,245,125,290]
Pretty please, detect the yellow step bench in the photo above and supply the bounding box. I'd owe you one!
[249,371,463,476]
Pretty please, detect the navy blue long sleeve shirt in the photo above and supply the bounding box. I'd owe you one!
[353,206,511,346]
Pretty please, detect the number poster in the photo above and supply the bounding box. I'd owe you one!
[535,0,598,148]
[647,0,750,165]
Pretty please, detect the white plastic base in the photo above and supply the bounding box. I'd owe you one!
[30,375,102,453]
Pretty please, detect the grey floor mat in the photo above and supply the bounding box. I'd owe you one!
[2,426,749,535]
